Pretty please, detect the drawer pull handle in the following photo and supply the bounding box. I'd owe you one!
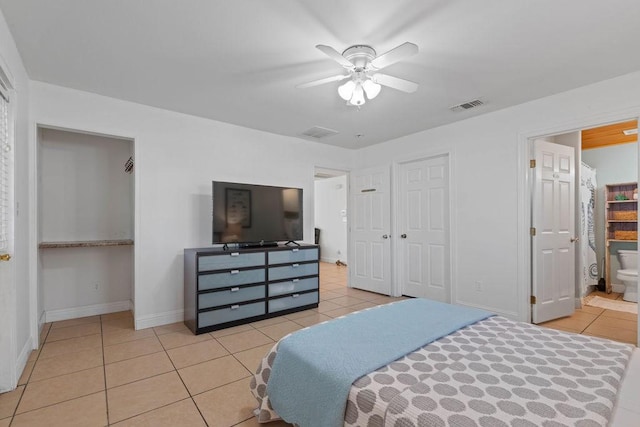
[292,263,299,268]
[293,278,300,283]
[230,270,240,275]
[292,294,300,298]
[230,287,240,292]
[230,252,240,257]
[231,304,240,310]
[292,248,299,252]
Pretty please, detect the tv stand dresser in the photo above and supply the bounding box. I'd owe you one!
[184,243,319,334]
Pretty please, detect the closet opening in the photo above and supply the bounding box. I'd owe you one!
[37,126,135,328]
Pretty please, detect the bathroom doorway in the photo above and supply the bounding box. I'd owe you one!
[529,119,638,344]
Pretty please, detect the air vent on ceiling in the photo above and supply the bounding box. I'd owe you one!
[450,99,484,112]
[301,126,339,139]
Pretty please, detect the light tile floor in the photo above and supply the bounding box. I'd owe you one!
[1,265,636,426]
[0,263,404,427]
[538,290,638,346]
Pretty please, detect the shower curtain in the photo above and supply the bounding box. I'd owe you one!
[580,162,598,293]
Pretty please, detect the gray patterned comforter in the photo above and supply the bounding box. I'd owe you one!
[251,315,633,427]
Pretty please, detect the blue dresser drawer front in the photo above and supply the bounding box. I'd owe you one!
[199,285,265,309]
[199,268,265,291]
[198,301,265,327]
[269,277,318,298]
[269,263,318,281]
[198,252,264,272]
[269,291,318,313]
[268,248,318,265]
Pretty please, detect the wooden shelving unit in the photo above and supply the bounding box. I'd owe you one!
[605,182,638,293]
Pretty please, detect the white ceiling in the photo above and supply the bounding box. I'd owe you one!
[2,0,640,149]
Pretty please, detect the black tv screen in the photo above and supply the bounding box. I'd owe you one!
[212,181,303,244]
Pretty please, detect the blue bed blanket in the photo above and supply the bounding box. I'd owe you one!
[267,298,493,427]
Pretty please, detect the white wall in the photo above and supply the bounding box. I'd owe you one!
[0,7,32,391]
[582,142,638,286]
[355,71,640,320]
[39,129,133,241]
[29,81,355,329]
[314,175,348,264]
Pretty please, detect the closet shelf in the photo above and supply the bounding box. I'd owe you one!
[39,239,134,249]
[607,239,638,245]
[606,200,637,204]
[607,220,638,223]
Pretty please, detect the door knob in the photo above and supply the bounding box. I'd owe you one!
[382,234,389,239]
[570,237,579,243]
[0,253,11,261]
[400,234,407,239]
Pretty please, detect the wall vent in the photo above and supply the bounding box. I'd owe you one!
[450,99,484,112]
[301,126,339,139]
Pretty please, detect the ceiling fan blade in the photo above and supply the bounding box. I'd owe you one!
[316,44,355,69]
[296,74,350,89]
[372,73,418,93]
[370,42,418,70]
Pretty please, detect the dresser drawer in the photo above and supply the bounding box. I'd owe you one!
[269,291,318,313]
[198,301,265,327]
[269,263,318,281]
[199,269,265,291]
[268,248,318,265]
[269,277,318,298]
[199,285,265,309]
[198,252,264,272]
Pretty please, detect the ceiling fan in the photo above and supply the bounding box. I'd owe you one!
[297,42,419,106]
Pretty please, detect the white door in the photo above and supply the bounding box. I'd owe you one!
[532,139,576,323]
[399,155,450,301]
[349,166,391,295]
[0,74,16,391]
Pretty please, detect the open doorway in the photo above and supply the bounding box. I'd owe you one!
[314,167,348,267]
[529,119,638,345]
[581,120,638,303]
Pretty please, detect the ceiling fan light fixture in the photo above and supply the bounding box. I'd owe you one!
[350,82,366,106]
[362,79,381,99]
[338,80,355,101]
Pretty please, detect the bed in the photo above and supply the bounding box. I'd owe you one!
[250,299,636,427]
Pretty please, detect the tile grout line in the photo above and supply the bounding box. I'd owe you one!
[7,322,55,424]
[152,323,211,427]
[100,316,110,426]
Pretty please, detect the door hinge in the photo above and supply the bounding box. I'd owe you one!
[530,159,536,168]
[530,227,536,236]
[530,295,536,305]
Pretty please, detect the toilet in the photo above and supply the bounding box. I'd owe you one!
[616,249,638,302]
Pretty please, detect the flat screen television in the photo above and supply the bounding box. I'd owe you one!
[212,181,303,245]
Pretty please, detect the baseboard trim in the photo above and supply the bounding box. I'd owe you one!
[611,283,626,293]
[45,300,131,323]
[38,311,46,333]
[454,299,519,320]
[135,309,184,331]
[15,337,32,388]
[320,257,338,264]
